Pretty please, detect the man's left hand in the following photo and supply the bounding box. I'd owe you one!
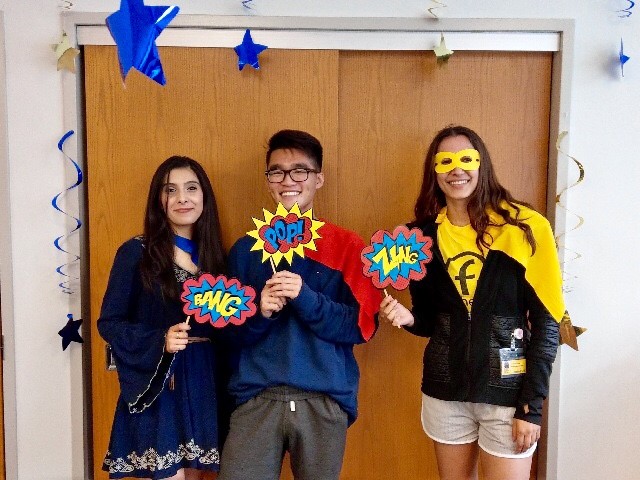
[265,270,303,300]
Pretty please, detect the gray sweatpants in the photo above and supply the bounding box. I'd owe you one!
[218,386,349,480]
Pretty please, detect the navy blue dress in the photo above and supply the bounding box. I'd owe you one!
[99,238,224,479]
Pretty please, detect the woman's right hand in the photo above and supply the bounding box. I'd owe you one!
[165,322,190,353]
[380,295,415,328]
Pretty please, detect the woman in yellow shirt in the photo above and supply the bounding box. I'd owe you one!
[381,125,563,480]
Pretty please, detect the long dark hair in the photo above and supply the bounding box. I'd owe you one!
[413,125,537,253]
[140,156,226,298]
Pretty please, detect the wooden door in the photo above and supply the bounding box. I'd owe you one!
[84,45,551,480]
[84,45,340,479]
[337,50,551,480]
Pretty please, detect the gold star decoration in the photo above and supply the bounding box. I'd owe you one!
[558,310,586,351]
[52,32,80,73]
[433,33,453,64]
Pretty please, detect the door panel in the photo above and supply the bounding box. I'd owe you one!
[84,45,551,480]
[85,45,339,479]
[337,50,551,480]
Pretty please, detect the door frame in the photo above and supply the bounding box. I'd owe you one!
[0,10,14,480]
[61,13,575,480]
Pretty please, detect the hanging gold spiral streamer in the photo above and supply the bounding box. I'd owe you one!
[554,131,587,350]
[428,0,447,19]
[555,130,584,293]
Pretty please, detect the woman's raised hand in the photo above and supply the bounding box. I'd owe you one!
[380,295,415,328]
[165,322,191,353]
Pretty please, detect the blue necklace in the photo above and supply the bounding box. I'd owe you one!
[174,234,199,266]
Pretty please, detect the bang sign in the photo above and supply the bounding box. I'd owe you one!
[361,226,434,290]
[247,203,324,267]
[181,273,257,328]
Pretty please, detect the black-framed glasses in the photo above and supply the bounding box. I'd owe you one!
[265,168,319,183]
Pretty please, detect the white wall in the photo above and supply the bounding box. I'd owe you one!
[0,1,636,479]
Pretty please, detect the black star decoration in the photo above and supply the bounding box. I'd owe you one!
[58,313,84,351]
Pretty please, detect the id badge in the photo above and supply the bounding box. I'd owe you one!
[499,347,526,378]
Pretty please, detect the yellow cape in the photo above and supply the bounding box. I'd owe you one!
[436,203,565,322]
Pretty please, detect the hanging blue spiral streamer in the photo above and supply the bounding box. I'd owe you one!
[52,130,83,294]
[242,0,254,9]
[618,0,635,17]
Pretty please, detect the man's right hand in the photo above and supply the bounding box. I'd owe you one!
[260,279,287,318]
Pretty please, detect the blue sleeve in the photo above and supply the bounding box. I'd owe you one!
[96,239,174,411]
[288,233,379,345]
[289,283,365,345]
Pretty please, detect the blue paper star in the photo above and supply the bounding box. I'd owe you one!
[620,38,631,77]
[106,0,179,85]
[234,29,268,71]
[58,314,84,351]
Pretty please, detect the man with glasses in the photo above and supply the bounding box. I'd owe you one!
[219,129,380,480]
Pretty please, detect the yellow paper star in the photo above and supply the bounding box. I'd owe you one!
[558,310,586,351]
[434,33,453,64]
[53,33,80,73]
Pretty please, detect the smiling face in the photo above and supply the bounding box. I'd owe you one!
[161,167,204,238]
[265,148,324,213]
[435,135,479,208]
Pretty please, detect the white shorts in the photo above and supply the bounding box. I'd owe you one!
[421,394,537,459]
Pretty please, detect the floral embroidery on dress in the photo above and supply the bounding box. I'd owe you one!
[198,448,221,465]
[173,264,198,284]
[103,454,134,473]
[178,439,204,461]
[104,440,220,474]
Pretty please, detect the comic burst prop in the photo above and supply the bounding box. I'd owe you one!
[361,226,433,290]
[106,0,179,85]
[247,203,324,268]
[181,273,257,328]
[234,29,268,70]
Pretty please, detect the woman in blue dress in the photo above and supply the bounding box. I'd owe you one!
[99,156,227,479]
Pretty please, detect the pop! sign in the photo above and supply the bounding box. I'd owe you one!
[247,203,324,267]
[181,273,257,328]
[361,226,433,290]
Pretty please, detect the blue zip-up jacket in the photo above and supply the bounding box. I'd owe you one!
[226,221,380,425]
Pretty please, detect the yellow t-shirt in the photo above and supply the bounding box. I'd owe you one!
[436,203,565,322]
[437,215,485,312]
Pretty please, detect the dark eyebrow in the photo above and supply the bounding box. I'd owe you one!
[163,180,200,186]
[268,163,315,171]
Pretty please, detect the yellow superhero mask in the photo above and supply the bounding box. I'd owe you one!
[434,149,481,173]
